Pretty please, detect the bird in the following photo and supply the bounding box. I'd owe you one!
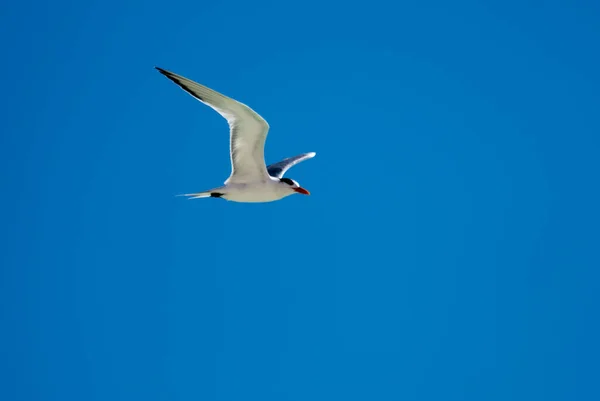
[155,67,316,203]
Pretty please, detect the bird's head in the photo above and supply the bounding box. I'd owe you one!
[279,177,310,195]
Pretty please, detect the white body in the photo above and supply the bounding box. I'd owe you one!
[217,178,297,203]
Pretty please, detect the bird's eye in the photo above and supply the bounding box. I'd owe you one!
[280,178,295,186]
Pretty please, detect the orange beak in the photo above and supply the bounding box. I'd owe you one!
[293,187,310,195]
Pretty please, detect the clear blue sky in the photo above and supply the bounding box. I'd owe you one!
[1,1,599,400]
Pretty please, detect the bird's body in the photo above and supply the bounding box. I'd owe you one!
[155,67,315,203]
[188,178,299,203]
[220,181,285,203]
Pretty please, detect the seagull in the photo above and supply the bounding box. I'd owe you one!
[156,67,316,203]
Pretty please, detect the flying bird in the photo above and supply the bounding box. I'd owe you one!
[156,67,315,203]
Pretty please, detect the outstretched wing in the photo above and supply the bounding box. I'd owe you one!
[267,152,316,178]
[156,67,270,183]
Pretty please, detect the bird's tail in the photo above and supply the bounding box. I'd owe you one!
[176,188,224,200]
[177,192,212,199]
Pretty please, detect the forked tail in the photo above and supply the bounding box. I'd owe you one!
[176,189,224,200]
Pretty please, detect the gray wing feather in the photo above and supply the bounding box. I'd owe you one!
[267,152,316,178]
[156,67,270,183]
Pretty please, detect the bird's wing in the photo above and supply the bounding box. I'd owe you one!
[266,152,316,178]
[156,67,270,183]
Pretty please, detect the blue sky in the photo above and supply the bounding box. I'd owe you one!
[1,0,599,400]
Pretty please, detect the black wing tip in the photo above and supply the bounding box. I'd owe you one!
[155,67,180,81]
[154,66,204,102]
[155,66,170,76]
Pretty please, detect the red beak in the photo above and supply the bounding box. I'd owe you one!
[293,187,310,195]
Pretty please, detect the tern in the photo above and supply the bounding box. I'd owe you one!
[156,67,315,203]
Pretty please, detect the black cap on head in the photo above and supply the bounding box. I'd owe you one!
[280,178,296,186]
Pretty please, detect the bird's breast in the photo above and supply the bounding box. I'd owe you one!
[223,181,287,203]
